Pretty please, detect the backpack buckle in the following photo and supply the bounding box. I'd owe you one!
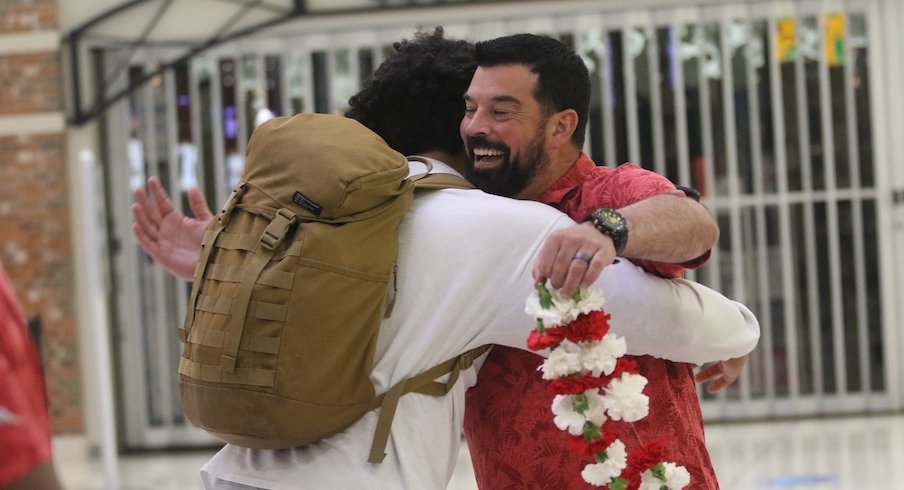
[260,208,296,250]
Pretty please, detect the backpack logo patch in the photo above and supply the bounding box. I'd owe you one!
[293,191,323,217]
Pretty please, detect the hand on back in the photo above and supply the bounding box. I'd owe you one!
[695,355,747,393]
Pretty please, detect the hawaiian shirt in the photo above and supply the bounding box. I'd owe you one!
[463,153,718,489]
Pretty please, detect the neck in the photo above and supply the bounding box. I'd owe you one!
[514,146,582,200]
[416,150,468,175]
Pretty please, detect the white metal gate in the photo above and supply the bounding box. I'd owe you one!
[99,0,902,448]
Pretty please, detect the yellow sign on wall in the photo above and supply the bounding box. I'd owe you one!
[825,13,846,66]
[777,17,796,63]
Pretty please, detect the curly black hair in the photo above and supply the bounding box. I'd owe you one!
[346,27,476,157]
[474,34,590,148]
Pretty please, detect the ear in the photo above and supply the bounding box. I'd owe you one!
[548,109,578,147]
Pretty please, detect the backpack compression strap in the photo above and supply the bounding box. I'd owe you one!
[220,206,297,373]
[181,184,247,340]
[367,345,491,463]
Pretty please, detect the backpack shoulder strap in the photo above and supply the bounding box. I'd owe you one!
[366,345,491,463]
[407,155,475,191]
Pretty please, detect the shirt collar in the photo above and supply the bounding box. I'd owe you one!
[537,152,596,205]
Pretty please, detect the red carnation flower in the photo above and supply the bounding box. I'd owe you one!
[622,440,671,490]
[567,424,619,460]
[564,311,611,343]
[547,375,611,394]
[527,327,567,351]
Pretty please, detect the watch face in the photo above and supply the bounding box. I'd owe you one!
[599,210,625,230]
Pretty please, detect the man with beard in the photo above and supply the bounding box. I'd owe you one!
[131,29,756,488]
[461,33,745,489]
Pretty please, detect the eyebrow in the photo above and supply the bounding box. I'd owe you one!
[462,94,523,105]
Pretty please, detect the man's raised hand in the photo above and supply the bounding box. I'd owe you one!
[131,176,213,280]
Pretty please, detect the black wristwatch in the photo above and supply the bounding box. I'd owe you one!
[584,208,628,255]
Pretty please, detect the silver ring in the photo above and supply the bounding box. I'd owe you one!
[573,252,592,264]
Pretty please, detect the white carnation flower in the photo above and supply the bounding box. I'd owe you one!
[573,287,606,315]
[551,390,607,436]
[551,395,585,436]
[541,340,583,379]
[525,286,607,328]
[640,462,691,489]
[580,334,626,376]
[525,289,571,327]
[582,390,608,427]
[602,373,649,422]
[580,440,627,486]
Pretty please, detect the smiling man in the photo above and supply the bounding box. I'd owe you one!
[461,33,744,489]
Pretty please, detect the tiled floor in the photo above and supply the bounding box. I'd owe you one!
[54,412,904,489]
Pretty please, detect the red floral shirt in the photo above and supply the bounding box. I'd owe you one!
[0,263,54,487]
[463,154,718,489]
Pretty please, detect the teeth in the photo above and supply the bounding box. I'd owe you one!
[473,148,504,157]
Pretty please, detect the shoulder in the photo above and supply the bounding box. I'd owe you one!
[413,188,572,230]
[581,163,681,208]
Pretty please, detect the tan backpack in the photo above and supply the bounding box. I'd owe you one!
[177,113,488,463]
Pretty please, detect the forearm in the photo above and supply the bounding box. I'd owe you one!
[618,194,718,263]
[597,262,760,364]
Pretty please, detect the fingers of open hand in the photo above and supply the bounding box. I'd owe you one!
[186,187,214,220]
[131,201,159,244]
[131,222,158,257]
[134,183,163,229]
[148,176,176,218]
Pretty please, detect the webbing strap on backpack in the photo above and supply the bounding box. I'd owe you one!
[412,172,475,190]
[181,184,247,341]
[367,345,491,463]
[220,207,297,373]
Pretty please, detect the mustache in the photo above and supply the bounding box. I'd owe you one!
[466,136,509,154]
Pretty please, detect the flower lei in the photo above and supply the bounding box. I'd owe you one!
[525,283,690,489]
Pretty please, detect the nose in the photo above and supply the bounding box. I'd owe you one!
[462,108,489,137]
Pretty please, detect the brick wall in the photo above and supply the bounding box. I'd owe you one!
[0,52,62,115]
[0,0,56,32]
[0,0,81,434]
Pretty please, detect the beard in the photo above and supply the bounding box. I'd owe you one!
[464,129,548,198]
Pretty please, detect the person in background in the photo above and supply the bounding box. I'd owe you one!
[0,260,63,490]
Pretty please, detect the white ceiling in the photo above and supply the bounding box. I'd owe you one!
[58,0,371,45]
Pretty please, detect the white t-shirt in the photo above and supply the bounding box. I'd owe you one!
[201,160,759,490]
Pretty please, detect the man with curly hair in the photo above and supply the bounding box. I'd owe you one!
[131,28,757,489]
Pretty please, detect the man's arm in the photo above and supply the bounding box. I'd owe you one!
[618,193,718,264]
[506,215,759,365]
[131,176,213,280]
